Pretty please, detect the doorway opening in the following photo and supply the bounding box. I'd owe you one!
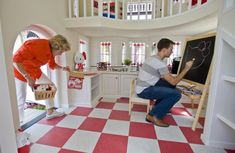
[13,24,55,129]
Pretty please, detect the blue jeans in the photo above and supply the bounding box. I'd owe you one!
[137,79,181,119]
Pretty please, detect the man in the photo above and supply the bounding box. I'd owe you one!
[136,38,194,127]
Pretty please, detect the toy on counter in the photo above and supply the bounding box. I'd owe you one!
[74,51,86,71]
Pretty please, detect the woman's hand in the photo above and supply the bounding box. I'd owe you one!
[25,75,35,90]
[55,64,71,72]
[62,66,70,72]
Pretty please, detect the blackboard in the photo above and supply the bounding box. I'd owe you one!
[179,35,216,84]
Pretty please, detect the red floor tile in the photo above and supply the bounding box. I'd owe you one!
[129,122,157,139]
[36,127,75,147]
[70,107,93,116]
[38,115,66,126]
[93,133,128,153]
[132,105,148,113]
[163,114,177,126]
[180,127,204,144]
[96,102,114,109]
[117,97,129,103]
[198,117,205,127]
[59,149,84,153]
[78,117,107,132]
[158,140,194,153]
[109,110,130,121]
[171,107,192,116]
[181,103,199,109]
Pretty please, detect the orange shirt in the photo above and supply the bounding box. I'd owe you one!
[13,39,56,82]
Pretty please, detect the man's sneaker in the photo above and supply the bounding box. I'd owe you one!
[46,110,65,120]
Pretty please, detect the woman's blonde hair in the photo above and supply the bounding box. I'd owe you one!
[49,34,71,52]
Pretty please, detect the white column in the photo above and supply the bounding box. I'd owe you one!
[123,0,125,20]
[68,0,72,18]
[91,0,94,16]
[115,0,118,19]
[108,0,110,18]
[198,0,202,7]
[161,0,165,17]
[169,0,173,16]
[83,0,86,17]
[138,0,140,20]
[145,2,148,19]
[130,0,133,20]
[178,0,182,14]
[188,0,192,10]
[153,0,156,19]
[98,0,103,16]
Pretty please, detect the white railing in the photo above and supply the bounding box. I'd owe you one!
[67,0,211,20]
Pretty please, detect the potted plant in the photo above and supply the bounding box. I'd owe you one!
[124,58,132,71]
[124,58,132,66]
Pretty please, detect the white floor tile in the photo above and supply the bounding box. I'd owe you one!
[56,115,86,129]
[113,103,129,111]
[172,115,202,128]
[130,112,149,123]
[30,144,60,153]
[127,136,161,153]
[57,107,77,114]
[62,130,100,153]
[25,124,53,143]
[154,125,188,143]
[102,119,130,136]
[190,144,227,153]
[22,108,45,125]
[88,108,112,119]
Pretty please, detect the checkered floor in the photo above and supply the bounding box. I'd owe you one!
[25,96,234,153]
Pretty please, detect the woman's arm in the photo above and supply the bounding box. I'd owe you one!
[54,64,71,72]
[13,62,35,89]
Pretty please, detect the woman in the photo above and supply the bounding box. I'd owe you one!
[13,34,71,122]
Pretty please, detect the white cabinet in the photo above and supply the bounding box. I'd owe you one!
[101,74,119,96]
[101,72,138,98]
[69,74,100,107]
[203,1,235,149]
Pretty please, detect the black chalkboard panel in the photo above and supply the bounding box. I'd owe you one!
[179,35,216,84]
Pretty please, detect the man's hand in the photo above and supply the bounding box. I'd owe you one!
[185,60,194,70]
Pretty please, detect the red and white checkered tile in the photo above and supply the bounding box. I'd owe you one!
[25,96,234,153]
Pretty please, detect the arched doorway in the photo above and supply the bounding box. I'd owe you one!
[13,24,56,129]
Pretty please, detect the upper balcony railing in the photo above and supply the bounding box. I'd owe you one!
[67,0,211,20]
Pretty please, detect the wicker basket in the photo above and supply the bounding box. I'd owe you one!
[33,84,57,100]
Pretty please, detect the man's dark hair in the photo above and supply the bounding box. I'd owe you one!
[157,38,175,51]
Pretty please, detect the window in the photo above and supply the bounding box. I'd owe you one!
[100,42,112,64]
[131,42,145,65]
[79,40,88,69]
[121,42,126,65]
[167,41,181,65]
[127,2,152,20]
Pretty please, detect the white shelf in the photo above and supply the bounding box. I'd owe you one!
[217,114,235,130]
[222,75,235,83]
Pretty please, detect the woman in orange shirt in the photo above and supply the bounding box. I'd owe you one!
[13,34,71,122]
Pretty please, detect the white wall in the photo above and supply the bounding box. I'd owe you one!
[0,21,18,153]
[0,0,79,127]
